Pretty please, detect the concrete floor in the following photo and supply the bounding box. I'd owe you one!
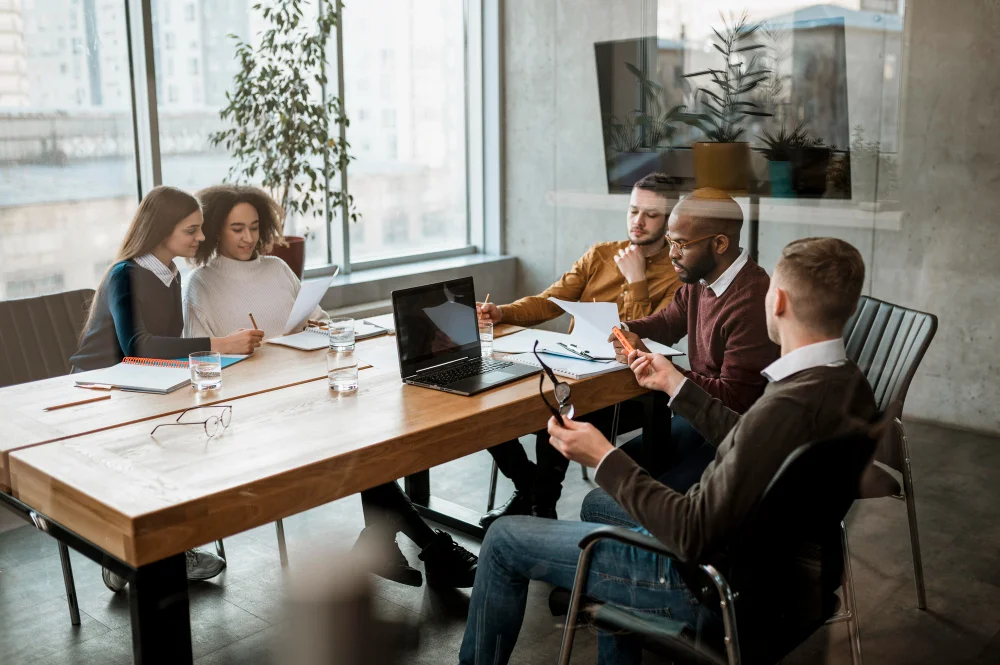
[1,419,999,664]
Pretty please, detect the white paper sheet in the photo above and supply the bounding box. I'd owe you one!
[547,298,620,357]
[283,270,339,335]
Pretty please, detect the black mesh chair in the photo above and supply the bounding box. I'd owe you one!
[0,289,96,627]
[843,295,937,610]
[557,431,878,665]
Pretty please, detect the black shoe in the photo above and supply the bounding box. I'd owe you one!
[419,530,478,588]
[532,505,558,520]
[479,489,533,530]
[354,526,423,587]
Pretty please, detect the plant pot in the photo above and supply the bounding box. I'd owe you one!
[789,147,831,197]
[267,235,306,278]
[767,161,795,198]
[691,142,751,192]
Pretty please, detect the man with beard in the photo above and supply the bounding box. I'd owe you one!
[477,172,683,526]
[594,186,779,503]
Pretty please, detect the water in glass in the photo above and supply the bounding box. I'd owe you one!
[329,317,356,351]
[479,320,494,357]
[328,349,359,392]
[189,351,222,391]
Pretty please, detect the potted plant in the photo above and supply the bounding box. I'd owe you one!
[758,123,808,197]
[788,135,831,198]
[681,11,772,191]
[210,0,357,278]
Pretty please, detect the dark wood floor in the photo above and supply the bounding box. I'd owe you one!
[1,419,998,664]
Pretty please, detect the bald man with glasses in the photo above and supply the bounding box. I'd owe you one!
[596,187,780,502]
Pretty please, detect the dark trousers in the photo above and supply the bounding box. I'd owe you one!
[487,400,646,511]
[617,414,715,493]
[360,482,435,549]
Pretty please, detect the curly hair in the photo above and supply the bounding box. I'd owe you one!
[193,184,285,265]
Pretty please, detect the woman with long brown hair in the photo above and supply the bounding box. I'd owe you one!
[71,186,264,372]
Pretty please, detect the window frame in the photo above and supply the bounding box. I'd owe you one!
[124,0,496,279]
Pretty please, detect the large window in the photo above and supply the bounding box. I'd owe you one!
[0,0,138,300]
[0,0,480,301]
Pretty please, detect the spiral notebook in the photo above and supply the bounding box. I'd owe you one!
[73,357,192,394]
[504,352,627,380]
[267,320,389,351]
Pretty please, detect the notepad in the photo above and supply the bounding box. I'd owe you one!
[267,327,329,351]
[505,352,626,380]
[74,357,191,394]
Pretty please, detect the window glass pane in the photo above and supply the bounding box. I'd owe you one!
[152,0,330,270]
[0,0,138,300]
[343,0,468,263]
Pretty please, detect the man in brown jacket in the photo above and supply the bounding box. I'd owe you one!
[478,172,682,526]
[458,237,876,665]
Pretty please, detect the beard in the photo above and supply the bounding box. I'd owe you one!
[630,233,664,247]
[673,252,718,284]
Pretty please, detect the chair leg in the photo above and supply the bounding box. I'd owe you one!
[557,542,599,665]
[215,539,226,560]
[841,521,864,665]
[580,464,589,481]
[276,520,289,568]
[896,418,927,610]
[58,542,81,626]
[487,460,499,512]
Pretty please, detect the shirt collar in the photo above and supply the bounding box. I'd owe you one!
[134,254,179,287]
[700,248,749,296]
[762,338,848,383]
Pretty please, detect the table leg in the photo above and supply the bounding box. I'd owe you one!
[640,391,670,464]
[405,470,485,539]
[130,553,192,665]
[748,193,760,263]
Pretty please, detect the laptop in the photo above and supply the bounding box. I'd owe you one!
[391,277,540,396]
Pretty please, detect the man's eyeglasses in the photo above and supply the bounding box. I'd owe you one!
[151,405,233,438]
[533,341,574,426]
[666,233,722,253]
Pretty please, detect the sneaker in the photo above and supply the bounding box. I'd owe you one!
[185,548,226,581]
[354,526,423,587]
[419,530,478,588]
[479,489,534,530]
[102,567,128,593]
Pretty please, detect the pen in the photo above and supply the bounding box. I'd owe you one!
[249,312,259,330]
[44,395,111,411]
[483,293,491,305]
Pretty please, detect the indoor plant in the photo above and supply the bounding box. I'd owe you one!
[210,0,356,277]
[758,123,809,197]
[681,11,772,191]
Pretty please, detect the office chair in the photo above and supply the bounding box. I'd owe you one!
[843,295,937,610]
[0,289,96,627]
[557,431,878,665]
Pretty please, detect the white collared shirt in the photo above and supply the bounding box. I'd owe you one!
[761,338,847,383]
[700,248,749,296]
[134,254,179,288]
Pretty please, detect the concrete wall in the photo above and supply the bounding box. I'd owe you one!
[502,0,1000,433]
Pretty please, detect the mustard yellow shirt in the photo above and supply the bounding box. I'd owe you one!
[499,240,681,330]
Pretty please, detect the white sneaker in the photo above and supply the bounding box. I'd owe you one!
[185,548,226,581]
[102,566,128,593]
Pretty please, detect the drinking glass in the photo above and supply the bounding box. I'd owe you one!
[329,317,356,351]
[327,349,359,392]
[479,319,494,357]
[189,351,222,391]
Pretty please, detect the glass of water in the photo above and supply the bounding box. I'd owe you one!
[479,319,494,357]
[189,351,222,391]
[329,317,355,351]
[327,349,359,393]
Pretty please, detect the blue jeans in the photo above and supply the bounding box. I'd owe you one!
[458,516,714,665]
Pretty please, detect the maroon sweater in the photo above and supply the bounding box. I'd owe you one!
[627,257,778,413]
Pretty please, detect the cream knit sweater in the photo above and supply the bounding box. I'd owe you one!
[183,255,324,339]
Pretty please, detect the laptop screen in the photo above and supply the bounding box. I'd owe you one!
[392,277,480,373]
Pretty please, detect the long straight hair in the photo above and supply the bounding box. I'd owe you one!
[82,186,201,336]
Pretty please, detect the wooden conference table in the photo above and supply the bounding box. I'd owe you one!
[0,325,662,664]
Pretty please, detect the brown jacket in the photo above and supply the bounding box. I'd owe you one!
[499,241,681,330]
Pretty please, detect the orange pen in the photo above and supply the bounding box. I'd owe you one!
[611,326,635,355]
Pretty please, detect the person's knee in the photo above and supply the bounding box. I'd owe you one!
[580,487,611,522]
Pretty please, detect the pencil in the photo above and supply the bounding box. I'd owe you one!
[483,293,491,305]
[249,312,259,330]
[44,395,111,412]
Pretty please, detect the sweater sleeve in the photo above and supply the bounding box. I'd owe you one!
[182,275,218,338]
[626,284,689,345]
[668,376,743,448]
[594,396,811,563]
[677,285,776,413]
[109,264,210,359]
[620,271,681,323]
[498,246,597,327]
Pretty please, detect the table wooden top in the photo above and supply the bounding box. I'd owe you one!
[9,340,645,566]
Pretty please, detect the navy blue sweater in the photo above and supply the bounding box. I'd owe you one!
[70,260,210,371]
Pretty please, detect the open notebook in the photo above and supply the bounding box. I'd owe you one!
[267,320,390,351]
[74,357,191,394]
[504,352,626,380]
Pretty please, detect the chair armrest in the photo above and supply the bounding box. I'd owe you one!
[577,526,677,557]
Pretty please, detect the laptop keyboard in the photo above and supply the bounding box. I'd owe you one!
[419,358,514,386]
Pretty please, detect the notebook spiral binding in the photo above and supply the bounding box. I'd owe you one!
[122,356,189,369]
